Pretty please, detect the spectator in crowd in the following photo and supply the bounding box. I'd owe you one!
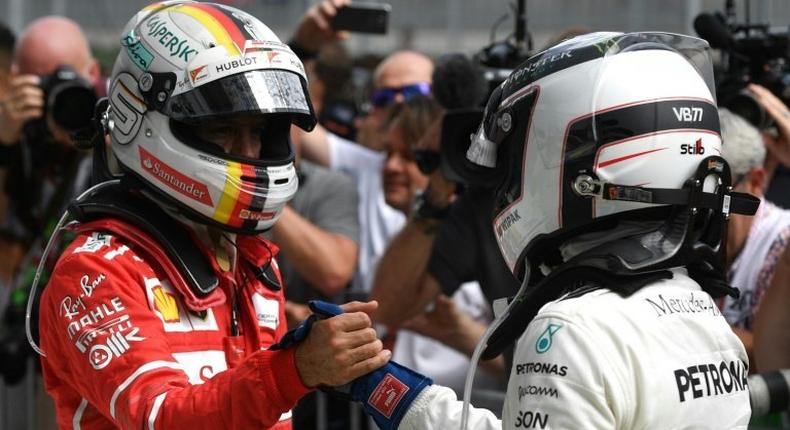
[303,42,351,118]
[0,17,99,391]
[377,95,504,396]
[35,3,388,429]
[290,2,435,299]
[750,83,790,209]
[370,55,520,380]
[297,48,433,299]
[737,84,790,372]
[291,1,434,296]
[0,16,100,284]
[717,108,790,369]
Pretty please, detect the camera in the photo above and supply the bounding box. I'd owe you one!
[22,64,98,144]
[433,0,532,187]
[40,64,98,133]
[694,4,790,129]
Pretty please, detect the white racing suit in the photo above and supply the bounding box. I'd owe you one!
[399,269,752,429]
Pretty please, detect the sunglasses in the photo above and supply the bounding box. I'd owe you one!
[414,148,441,174]
[370,82,432,107]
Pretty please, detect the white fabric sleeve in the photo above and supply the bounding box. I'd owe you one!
[327,132,382,175]
[500,314,623,429]
[398,385,501,430]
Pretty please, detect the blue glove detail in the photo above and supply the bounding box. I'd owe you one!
[308,300,344,319]
[350,360,433,430]
[269,300,342,350]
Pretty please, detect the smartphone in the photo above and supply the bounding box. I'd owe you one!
[331,3,391,35]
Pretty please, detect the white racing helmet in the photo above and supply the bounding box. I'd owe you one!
[106,1,315,233]
[467,32,760,361]
[458,35,761,419]
[469,31,744,278]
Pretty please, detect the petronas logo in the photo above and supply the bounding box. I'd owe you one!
[535,324,562,354]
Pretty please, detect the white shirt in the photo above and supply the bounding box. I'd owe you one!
[400,269,752,429]
[723,199,790,329]
[327,133,405,293]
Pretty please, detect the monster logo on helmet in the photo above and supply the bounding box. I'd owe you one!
[106,0,317,234]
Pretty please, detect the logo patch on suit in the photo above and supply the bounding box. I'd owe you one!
[73,232,112,254]
[252,293,279,329]
[152,286,180,323]
[535,323,562,354]
[144,278,218,332]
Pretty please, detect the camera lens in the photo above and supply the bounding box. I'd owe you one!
[49,83,98,133]
[722,89,774,130]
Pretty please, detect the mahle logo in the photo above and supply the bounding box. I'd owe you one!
[535,323,562,354]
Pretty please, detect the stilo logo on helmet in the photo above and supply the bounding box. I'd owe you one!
[680,139,705,155]
[106,1,317,234]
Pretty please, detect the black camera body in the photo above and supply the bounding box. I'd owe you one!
[431,0,533,187]
[39,64,98,134]
[695,10,790,129]
[23,64,98,146]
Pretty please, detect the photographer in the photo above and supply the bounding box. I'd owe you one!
[0,16,99,262]
[0,16,100,387]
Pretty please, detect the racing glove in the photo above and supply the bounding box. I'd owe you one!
[348,359,433,430]
[268,300,342,351]
[273,300,434,430]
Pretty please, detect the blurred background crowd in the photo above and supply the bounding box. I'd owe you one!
[2,0,790,429]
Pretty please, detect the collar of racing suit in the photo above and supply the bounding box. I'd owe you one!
[68,181,282,310]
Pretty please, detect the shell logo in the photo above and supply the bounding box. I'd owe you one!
[153,286,180,323]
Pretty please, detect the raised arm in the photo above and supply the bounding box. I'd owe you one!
[272,205,358,297]
[370,217,446,325]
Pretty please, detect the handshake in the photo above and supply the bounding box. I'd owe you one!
[271,301,433,430]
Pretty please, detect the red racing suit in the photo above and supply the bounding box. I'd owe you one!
[39,218,310,429]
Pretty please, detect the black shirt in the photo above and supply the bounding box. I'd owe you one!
[428,186,520,305]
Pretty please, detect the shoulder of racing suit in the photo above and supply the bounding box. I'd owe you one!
[67,182,223,311]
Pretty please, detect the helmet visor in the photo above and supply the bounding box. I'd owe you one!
[162,69,313,129]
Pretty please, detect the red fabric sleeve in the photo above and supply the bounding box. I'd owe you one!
[40,237,310,429]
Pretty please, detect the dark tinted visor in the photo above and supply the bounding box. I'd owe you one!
[162,69,314,130]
